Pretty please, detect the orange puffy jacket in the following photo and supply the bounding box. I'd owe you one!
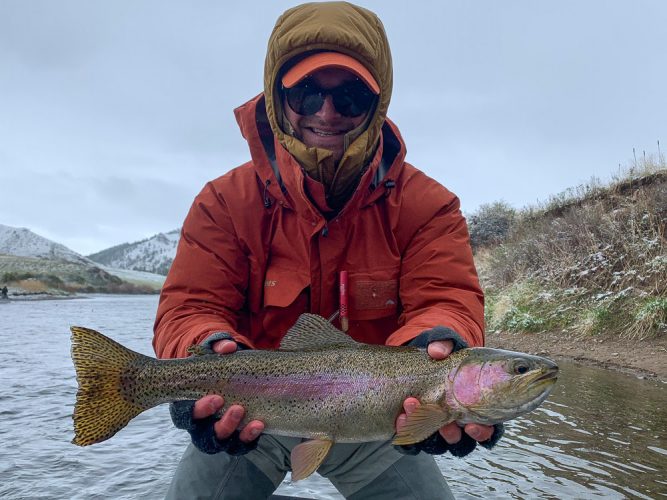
[153,94,484,359]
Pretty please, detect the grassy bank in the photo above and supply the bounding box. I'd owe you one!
[472,157,666,342]
[0,255,159,296]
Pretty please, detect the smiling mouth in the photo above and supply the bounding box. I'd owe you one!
[308,127,347,137]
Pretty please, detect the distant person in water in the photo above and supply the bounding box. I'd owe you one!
[1,286,8,299]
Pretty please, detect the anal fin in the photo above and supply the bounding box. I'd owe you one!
[392,404,452,446]
[290,439,333,481]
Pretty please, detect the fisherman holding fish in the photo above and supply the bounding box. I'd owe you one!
[68,0,557,495]
[154,2,502,498]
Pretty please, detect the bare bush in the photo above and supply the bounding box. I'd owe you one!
[468,201,516,251]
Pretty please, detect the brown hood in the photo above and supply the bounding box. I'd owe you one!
[264,1,393,210]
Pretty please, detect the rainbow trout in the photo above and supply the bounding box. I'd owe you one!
[71,313,558,480]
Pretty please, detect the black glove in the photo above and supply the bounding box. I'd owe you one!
[406,325,470,351]
[394,326,504,457]
[396,422,505,457]
[169,333,259,456]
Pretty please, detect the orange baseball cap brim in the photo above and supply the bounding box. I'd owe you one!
[281,52,380,94]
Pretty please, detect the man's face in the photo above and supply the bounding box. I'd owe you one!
[283,67,371,164]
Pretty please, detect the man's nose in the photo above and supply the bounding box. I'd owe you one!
[314,94,341,119]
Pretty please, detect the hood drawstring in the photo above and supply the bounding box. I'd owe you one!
[263,179,272,208]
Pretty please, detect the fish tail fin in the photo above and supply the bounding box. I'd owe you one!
[70,326,151,446]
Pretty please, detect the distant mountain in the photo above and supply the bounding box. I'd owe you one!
[0,223,91,265]
[87,229,180,276]
[0,224,164,295]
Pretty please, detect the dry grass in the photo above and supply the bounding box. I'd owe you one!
[477,157,666,340]
[15,279,49,293]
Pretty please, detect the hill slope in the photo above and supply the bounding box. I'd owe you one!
[0,224,91,265]
[473,165,666,341]
[0,225,164,296]
[87,229,179,276]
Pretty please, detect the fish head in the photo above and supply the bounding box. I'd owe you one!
[446,348,558,425]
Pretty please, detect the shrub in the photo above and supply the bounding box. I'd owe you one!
[501,307,546,332]
[43,274,65,288]
[2,271,35,282]
[468,201,516,251]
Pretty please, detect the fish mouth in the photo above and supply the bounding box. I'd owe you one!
[535,367,559,383]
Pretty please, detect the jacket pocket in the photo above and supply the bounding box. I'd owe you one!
[263,266,310,308]
[258,266,311,345]
[348,269,399,321]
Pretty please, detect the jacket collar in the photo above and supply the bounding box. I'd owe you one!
[234,94,407,217]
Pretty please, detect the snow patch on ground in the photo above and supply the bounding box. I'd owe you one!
[100,265,165,287]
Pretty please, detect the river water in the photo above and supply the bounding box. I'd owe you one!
[1,294,665,499]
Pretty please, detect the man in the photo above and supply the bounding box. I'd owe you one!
[154,2,502,498]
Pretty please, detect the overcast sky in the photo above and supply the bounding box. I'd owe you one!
[1,1,665,255]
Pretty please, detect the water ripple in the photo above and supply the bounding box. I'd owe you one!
[1,295,665,499]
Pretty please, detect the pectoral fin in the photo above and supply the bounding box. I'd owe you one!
[392,404,452,446]
[290,439,333,481]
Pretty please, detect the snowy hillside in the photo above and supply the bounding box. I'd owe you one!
[99,265,165,289]
[0,224,91,264]
[88,229,180,276]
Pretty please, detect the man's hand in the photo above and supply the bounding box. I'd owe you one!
[170,338,265,455]
[396,340,494,446]
[193,340,265,443]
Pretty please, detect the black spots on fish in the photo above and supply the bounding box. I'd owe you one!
[70,326,456,446]
[72,388,144,446]
[118,361,156,407]
[70,326,148,445]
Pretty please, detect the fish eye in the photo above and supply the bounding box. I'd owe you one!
[512,360,530,375]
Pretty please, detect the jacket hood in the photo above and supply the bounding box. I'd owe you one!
[263,1,393,210]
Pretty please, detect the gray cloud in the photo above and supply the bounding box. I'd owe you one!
[1,0,665,254]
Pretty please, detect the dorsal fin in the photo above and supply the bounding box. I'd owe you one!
[279,313,360,351]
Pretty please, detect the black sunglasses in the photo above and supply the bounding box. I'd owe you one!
[283,78,376,118]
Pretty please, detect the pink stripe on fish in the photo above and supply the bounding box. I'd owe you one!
[224,373,382,399]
